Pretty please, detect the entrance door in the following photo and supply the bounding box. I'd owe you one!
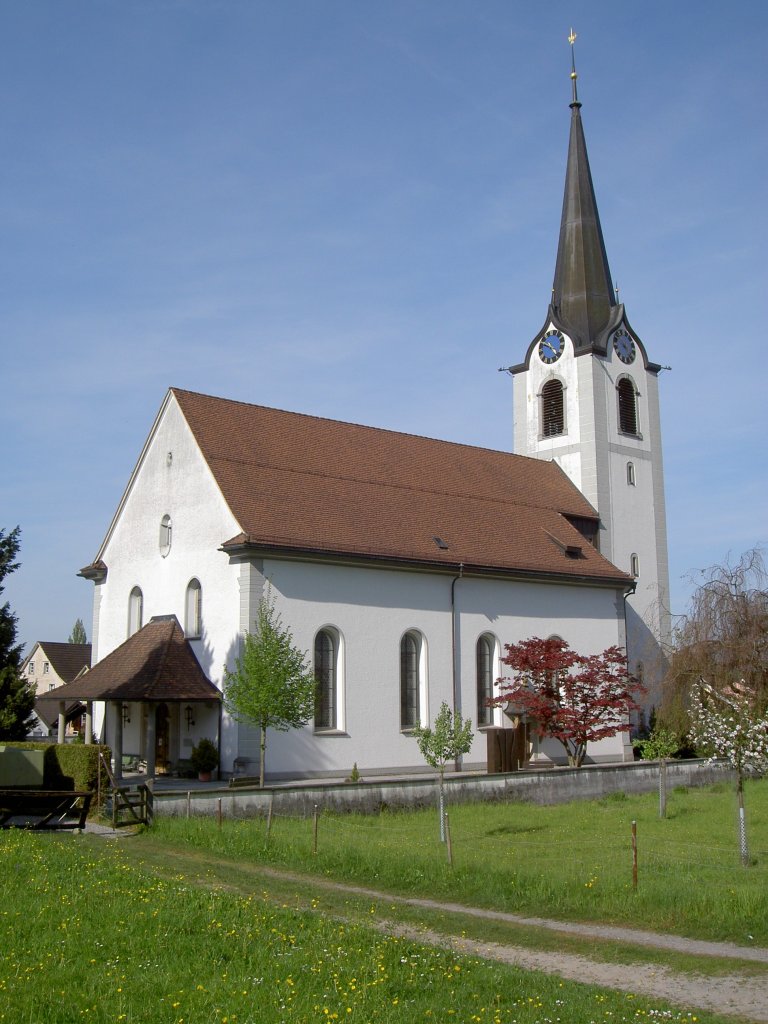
[155,703,170,774]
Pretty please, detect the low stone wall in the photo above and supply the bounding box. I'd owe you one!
[153,758,731,819]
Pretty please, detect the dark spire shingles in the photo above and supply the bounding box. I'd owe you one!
[551,100,616,349]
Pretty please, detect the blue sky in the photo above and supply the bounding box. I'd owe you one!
[2,1,766,652]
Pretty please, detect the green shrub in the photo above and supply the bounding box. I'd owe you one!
[1,741,110,794]
[190,737,218,773]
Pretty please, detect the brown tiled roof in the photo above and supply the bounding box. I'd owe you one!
[34,697,84,729]
[173,388,630,585]
[34,642,92,683]
[48,617,221,702]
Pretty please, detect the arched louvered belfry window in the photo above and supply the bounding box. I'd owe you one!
[541,379,564,437]
[314,629,337,730]
[476,634,495,727]
[617,378,639,435]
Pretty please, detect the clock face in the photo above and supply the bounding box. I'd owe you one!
[613,329,636,364]
[538,330,564,364]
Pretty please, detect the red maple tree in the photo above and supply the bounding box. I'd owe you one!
[493,637,644,768]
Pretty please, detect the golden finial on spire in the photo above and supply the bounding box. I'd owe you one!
[568,27,579,105]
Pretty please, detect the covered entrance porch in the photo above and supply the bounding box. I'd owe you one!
[48,615,222,782]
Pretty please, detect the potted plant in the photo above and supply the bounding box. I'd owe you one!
[190,737,218,782]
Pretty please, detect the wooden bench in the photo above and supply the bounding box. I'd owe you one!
[0,789,93,831]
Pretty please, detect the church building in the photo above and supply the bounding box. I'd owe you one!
[65,56,670,782]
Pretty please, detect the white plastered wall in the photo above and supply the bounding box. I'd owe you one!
[88,393,242,757]
[235,559,630,779]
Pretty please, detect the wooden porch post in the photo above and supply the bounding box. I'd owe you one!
[57,701,66,745]
[84,702,93,744]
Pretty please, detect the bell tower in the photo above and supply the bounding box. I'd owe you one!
[507,34,671,698]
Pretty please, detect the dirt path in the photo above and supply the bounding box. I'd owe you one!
[89,825,768,1022]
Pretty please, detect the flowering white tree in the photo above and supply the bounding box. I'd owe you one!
[689,681,768,865]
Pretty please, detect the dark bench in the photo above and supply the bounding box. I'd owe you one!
[0,789,93,831]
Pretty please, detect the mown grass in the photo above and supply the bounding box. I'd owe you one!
[0,828,733,1024]
[147,778,768,946]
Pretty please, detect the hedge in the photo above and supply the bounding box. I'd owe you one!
[1,741,111,797]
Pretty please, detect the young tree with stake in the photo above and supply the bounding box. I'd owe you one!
[412,701,473,840]
[223,594,316,788]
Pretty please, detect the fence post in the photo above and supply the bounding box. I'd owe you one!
[659,758,667,819]
[313,804,319,856]
[631,820,638,890]
[444,812,453,868]
[186,791,191,819]
[217,798,223,828]
[266,796,274,843]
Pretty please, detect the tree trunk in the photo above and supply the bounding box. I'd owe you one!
[260,724,267,789]
[737,771,749,866]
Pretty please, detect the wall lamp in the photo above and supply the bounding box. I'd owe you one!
[185,705,195,730]
[121,703,131,727]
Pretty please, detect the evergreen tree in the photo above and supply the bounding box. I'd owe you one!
[68,618,88,644]
[0,527,36,740]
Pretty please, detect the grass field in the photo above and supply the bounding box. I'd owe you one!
[0,826,737,1024]
[1,780,765,1023]
[148,778,768,947]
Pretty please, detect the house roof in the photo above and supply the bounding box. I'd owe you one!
[169,388,631,587]
[47,617,221,703]
[33,697,84,729]
[23,642,92,681]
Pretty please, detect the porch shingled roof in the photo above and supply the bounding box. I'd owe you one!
[48,617,220,703]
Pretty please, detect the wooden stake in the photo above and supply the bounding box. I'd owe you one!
[217,798,222,828]
[313,804,319,856]
[266,797,274,843]
[445,812,453,868]
[186,791,191,819]
[631,819,638,890]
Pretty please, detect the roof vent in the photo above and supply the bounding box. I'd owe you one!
[432,536,449,551]
[565,544,583,559]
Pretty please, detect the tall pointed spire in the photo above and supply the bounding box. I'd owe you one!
[551,31,616,349]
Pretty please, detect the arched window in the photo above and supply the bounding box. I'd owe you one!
[128,587,143,637]
[617,378,639,435]
[159,514,172,556]
[314,628,338,730]
[185,578,202,638]
[627,461,635,486]
[476,634,496,727]
[541,379,565,437]
[630,553,639,577]
[400,631,424,730]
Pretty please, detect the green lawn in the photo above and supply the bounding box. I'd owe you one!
[0,826,734,1024]
[149,778,768,946]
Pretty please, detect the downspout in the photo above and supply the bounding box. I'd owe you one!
[451,563,464,771]
[622,579,638,748]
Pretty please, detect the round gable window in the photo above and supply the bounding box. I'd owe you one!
[159,514,172,557]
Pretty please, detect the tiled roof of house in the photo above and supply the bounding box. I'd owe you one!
[47,617,221,702]
[31,642,92,682]
[173,388,630,585]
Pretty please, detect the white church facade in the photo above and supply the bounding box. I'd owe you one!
[68,63,670,782]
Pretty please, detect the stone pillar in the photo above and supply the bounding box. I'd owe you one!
[145,703,156,780]
[112,701,123,781]
[57,702,66,745]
